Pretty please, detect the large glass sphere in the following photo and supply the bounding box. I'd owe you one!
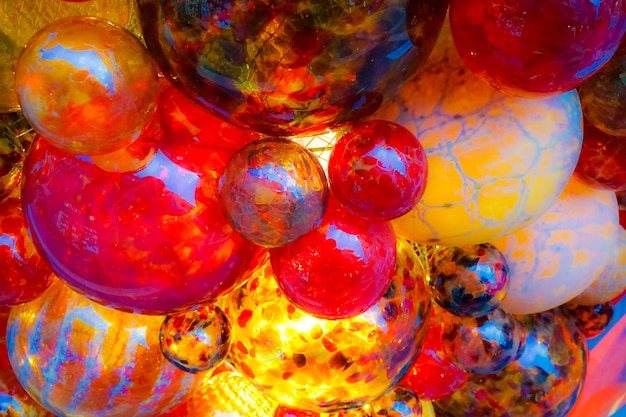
[222,239,431,413]
[138,0,450,136]
[6,281,203,417]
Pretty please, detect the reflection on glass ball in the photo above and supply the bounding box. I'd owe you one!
[369,386,423,417]
[160,305,231,373]
[434,308,587,417]
[138,0,449,136]
[222,239,431,413]
[441,308,523,375]
[565,302,614,339]
[6,281,202,417]
[219,138,328,248]
[15,16,159,155]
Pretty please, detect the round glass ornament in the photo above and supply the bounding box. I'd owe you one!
[223,238,431,413]
[564,302,614,339]
[15,16,159,155]
[434,308,588,417]
[375,20,583,246]
[270,198,397,319]
[21,130,265,315]
[138,0,450,136]
[449,0,626,97]
[428,243,509,317]
[6,281,203,417]
[328,120,428,220]
[219,138,329,248]
[160,305,231,373]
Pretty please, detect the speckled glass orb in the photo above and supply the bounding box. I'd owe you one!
[429,244,509,318]
[448,0,626,97]
[575,119,626,191]
[401,306,469,401]
[573,226,626,305]
[0,197,54,307]
[160,305,231,373]
[328,120,428,220]
[21,132,265,315]
[579,42,626,137]
[434,308,587,417]
[441,308,523,375]
[15,16,159,155]
[222,238,431,413]
[374,21,583,246]
[138,0,449,136]
[565,302,614,339]
[6,281,202,417]
[492,177,620,314]
[219,138,328,248]
[270,199,397,319]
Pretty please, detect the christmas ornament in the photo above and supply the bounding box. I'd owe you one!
[448,0,626,97]
[270,198,397,319]
[223,239,431,413]
[6,281,203,417]
[327,120,428,220]
[375,21,583,246]
[138,0,449,136]
[219,138,329,248]
[15,16,159,154]
[428,243,509,318]
[492,177,620,314]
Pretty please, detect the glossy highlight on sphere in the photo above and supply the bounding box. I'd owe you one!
[15,16,159,154]
[219,138,328,248]
[270,199,397,319]
[449,0,626,97]
[160,305,231,373]
[328,120,428,220]
[375,21,583,246]
[429,244,509,317]
[434,308,587,417]
[138,0,449,136]
[223,239,431,413]
[441,308,523,374]
[0,197,54,307]
[7,281,202,417]
[22,132,264,315]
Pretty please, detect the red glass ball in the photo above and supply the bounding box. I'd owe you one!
[274,406,320,417]
[269,199,397,320]
[575,119,626,191]
[449,0,626,96]
[21,132,264,315]
[0,197,54,307]
[328,120,428,220]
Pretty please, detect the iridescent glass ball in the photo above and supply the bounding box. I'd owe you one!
[219,138,328,248]
[138,0,449,136]
[15,16,159,154]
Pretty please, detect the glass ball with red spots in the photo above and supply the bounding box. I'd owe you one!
[564,302,614,339]
[270,198,397,320]
[328,120,428,221]
[429,243,509,318]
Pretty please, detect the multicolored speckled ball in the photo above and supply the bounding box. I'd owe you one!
[222,239,431,413]
[219,138,328,248]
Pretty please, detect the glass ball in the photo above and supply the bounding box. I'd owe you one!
[449,0,626,97]
[565,302,614,339]
[429,244,509,318]
[21,130,265,315]
[328,120,428,220]
[369,386,423,417]
[222,238,431,413]
[219,138,329,248]
[434,308,587,417]
[0,196,54,307]
[269,199,397,319]
[6,281,203,417]
[376,21,583,246]
[160,305,231,373]
[15,16,159,155]
[138,0,449,136]
[441,308,523,375]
